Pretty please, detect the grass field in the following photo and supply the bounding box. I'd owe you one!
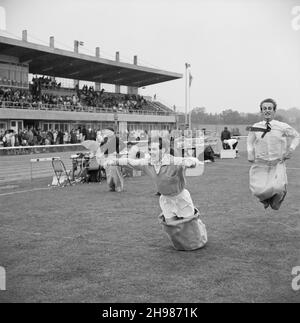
[0,151,300,303]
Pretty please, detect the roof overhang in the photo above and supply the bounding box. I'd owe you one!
[0,35,182,87]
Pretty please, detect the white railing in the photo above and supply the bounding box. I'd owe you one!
[0,143,86,156]
[0,80,29,89]
[0,101,175,116]
[0,143,83,151]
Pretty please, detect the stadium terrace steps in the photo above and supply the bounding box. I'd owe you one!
[151,101,174,113]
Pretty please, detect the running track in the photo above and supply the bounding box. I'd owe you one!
[0,150,86,183]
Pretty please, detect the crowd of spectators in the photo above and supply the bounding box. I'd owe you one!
[32,75,61,91]
[77,85,150,112]
[0,86,77,110]
[0,125,154,148]
[0,126,100,147]
[0,80,167,114]
[0,87,32,105]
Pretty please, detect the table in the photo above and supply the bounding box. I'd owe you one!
[70,153,91,181]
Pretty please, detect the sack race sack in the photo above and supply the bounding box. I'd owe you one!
[249,161,287,201]
[106,165,124,191]
[158,209,207,251]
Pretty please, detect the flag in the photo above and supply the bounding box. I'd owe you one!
[185,63,191,69]
[189,72,193,87]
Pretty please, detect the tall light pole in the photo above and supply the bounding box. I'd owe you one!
[189,80,192,130]
[184,63,188,128]
[185,63,191,129]
[74,40,84,89]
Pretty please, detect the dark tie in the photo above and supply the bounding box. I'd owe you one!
[261,121,271,138]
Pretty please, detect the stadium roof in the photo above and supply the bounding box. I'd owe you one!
[0,35,182,87]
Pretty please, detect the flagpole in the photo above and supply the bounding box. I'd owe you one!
[188,80,191,130]
[185,63,188,128]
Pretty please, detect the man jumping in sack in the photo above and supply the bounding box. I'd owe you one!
[247,98,299,210]
[105,136,208,251]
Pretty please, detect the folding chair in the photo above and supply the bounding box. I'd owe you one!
[51,159,72,186]
[86,157,102,183]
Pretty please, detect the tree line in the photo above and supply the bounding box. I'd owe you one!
[190,107,286,125]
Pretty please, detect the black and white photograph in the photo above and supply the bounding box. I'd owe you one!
[0,0,300,306]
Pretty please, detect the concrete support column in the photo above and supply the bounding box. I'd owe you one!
[22,30,27,42]
[127,55,138,95]
[95,47,101,91]
[73,40,79,89]
[49,36,54,48]
[115,51,120,94]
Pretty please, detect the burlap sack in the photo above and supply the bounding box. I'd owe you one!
[158,209,207,251]
[249,161,287,201]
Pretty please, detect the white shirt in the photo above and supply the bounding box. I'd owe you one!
[117,154,201,172]
[223,138,238,149]
[247,120,299,161]
[128,145,140,159]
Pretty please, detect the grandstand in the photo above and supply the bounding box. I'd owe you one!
[0,32,182,137]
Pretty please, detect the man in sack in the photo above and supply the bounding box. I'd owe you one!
[247,98,299,210]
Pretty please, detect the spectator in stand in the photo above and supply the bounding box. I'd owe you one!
[57,130,64,145]
[0,129,4,143]
[53,130,58,144]
[1,130,15,147]
[10,130,15,147]
[86,128,96,141]
[76,128,83,142]
[2,130,8,146]
[27,128,34,146]
[70,129,77,144]
[63,131,69,144]
[82,126,87,141]
[46,130,54,145]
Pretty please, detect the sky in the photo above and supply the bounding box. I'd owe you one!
[0,0,300,113]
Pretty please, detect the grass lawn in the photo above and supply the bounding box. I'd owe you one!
[0,151,299,303]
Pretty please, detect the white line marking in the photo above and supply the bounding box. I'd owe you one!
[209,162,300,171]
[268,221,300,233]
[0,187,51,197]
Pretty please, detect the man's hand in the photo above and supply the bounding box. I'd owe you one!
[282,148,293,161]
[103,158,117,167]
[183,158,199,168]
[184,159,195,167]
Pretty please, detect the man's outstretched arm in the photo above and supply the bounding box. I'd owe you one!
[104,157,149,169]
[173,156,203,168]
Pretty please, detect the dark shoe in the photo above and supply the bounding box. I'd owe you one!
[270,191,287,210]
[260,199,270,209]
[155,192,161,196]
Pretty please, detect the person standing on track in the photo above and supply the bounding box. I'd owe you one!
[96,128,126,192]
